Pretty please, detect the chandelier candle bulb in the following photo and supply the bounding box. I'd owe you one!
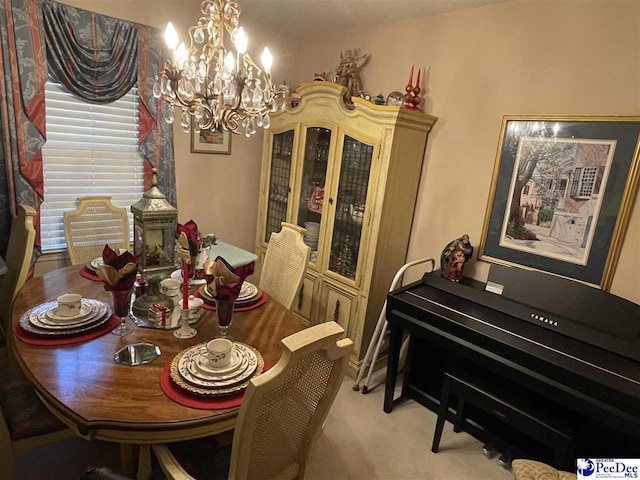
[261,47,272,73]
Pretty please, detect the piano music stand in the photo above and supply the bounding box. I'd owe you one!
[353,257,435,394]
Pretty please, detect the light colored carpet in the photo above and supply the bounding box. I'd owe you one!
[12,375,514,479]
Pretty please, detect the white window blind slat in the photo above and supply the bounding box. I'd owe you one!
[41,81,144,252]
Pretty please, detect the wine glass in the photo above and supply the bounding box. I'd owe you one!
[215,298,234,338]
[110,288,134,336]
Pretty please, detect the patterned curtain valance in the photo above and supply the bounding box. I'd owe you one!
[42,0,139,103]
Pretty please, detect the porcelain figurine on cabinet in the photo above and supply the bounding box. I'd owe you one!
[441,234,473,282]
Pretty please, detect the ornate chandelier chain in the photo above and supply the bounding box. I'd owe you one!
[153,0,284,137]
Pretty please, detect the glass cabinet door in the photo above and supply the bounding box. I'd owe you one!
[265,130,294,242]
[328,135,374,280]
[296,127,332,264]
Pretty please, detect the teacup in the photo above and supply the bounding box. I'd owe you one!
[207,338,233,367]
[160,278,181,297]
[188,295,204,319]
[57,293,82,317]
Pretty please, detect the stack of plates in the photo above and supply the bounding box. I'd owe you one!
[21,299,112,336]
[85,256,105,272]
[199,281,262,307]
[170,342,264,396]
[304,222,320,252]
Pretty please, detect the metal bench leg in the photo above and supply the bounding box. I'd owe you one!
[453,396,465,433]
[432,376,452,453]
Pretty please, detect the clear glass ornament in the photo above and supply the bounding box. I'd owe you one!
[252,86,263,109]
[262,113,271,129]
[213,73,222,95]
[241,87,252,108]
[165,107,174,124]
[193,28,205,44]
[181,112,190,132]
[152,80,161,99]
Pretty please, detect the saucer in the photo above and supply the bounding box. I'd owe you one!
[194,349,244,376]
[46,302,93,322]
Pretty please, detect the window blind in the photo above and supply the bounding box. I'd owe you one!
[41,82,144,251]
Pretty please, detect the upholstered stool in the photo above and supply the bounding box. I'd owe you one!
[512,459,577,480]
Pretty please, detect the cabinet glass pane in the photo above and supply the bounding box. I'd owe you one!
[297,127,332,263]
[329,136,374,280]
[265,130,294,242]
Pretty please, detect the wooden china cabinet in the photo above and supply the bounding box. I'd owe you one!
[255,82,437,375]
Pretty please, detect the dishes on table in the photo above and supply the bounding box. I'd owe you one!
[199,281,262,308]
[86,256,105,272]
[21,299,112,336]
[170,341,264,396]
[170,269,207,286]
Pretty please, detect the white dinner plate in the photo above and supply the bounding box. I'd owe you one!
[237,282,258,301]
[90,257,105,271]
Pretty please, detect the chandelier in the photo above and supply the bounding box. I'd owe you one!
[153,1,283,137]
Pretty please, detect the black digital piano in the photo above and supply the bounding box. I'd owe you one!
[384,264,640,464]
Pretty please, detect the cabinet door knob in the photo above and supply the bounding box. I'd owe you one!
[329,198,334,205]
[333,299,340,323]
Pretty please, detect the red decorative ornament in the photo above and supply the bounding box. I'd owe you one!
[404,65,422,111]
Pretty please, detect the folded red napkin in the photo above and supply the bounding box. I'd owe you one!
[95,245,140,291]
[203,257,255,302]
[177,220,201,257]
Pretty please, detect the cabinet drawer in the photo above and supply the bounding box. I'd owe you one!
[318,284,356,337]
[293,275,316,320]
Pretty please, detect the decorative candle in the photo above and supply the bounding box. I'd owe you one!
[182,259,189,309]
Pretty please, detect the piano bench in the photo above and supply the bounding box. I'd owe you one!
[431,367,578,469]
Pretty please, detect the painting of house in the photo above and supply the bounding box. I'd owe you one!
[500,137,615,265]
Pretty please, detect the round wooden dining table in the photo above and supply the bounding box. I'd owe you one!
[11,265,305,478]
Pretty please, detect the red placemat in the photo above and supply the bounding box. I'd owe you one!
[79,266,102,282]
[195,291,268,312]
[160,361,271,410]
[14,315,120,346]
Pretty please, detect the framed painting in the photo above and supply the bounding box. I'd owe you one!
[479,115,640,290]
[190,123,232,154]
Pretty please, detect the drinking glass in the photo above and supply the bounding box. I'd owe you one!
[110,288,134,336]
[215,298,234,338]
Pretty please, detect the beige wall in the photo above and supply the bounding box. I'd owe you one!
[292,0,640,303]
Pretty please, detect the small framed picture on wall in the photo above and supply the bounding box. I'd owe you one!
[190,122,232,154]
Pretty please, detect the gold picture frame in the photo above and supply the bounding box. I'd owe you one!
[478,115,640,290]
[190,121,232,154]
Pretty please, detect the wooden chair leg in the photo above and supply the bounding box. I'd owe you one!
[431,376,451,453]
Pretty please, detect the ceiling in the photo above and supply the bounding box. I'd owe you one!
[240,0,513,37]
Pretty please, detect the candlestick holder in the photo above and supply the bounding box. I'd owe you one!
[404,65,422,111]
[173,308,197,339]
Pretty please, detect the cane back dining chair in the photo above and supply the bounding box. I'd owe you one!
[64,196,129,265]
[0,204,71,479]
[152,321,354,480]
[259,222,310,310]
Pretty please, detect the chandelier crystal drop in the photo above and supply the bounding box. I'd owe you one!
[154,1,285,137]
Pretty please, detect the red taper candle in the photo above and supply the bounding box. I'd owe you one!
[182,259,189,309]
